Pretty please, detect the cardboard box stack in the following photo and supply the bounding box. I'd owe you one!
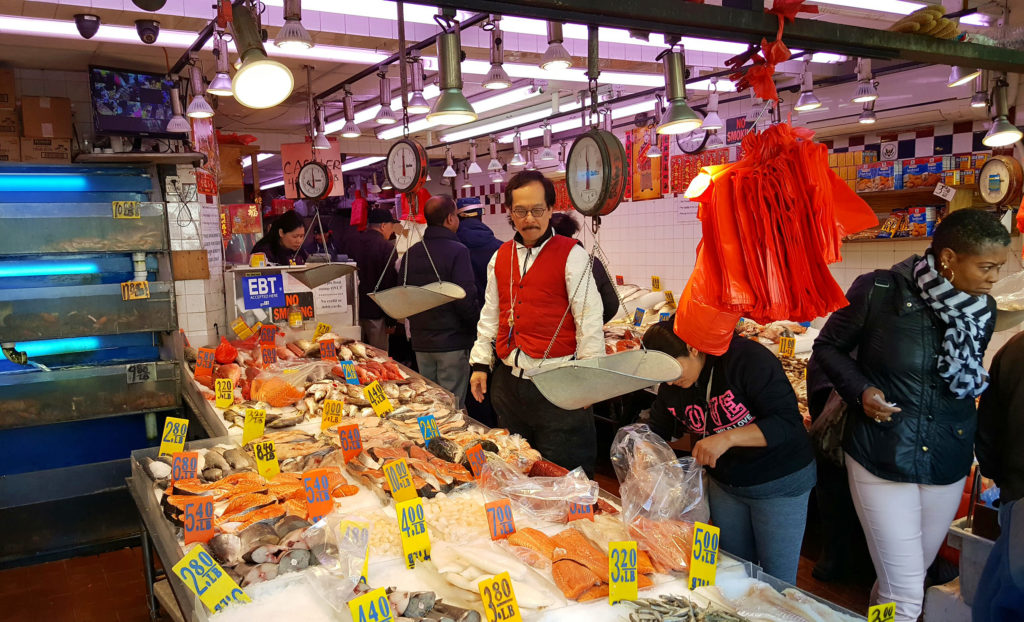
[829,150,879,191]
[21,95,73,163]
[0,69,18,162]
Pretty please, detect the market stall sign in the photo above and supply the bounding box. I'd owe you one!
[868,603,896,622]
[320,339,339,363]
[338,520,371,584]
[242,273,286,310]
[688,521,720,589]
[567,502,594,522]
[364,380,394,416]
[933,183,957,201]
[322,399,344,432]
[183,496,215,544]
[778,336,796,358]
[253,439,280,480]
[172,546,250,613]
[651,276,661,291]
[396,497,431,569]
[112,200,140,218]
[260,343,278,366]
[214,378,234,409]
[348,587,392,622]
[259,324,278,344]
[339,423,362,463]
[340,361,359,385]
[302,468,333,523]
[485,499,517,540]
[633,308,646,327]
[171,451,198,482]
[609,540,638,604]
[417,414,439,445]
[466,443,486,478]
[313,322,332,340]
[383,458,417,502]
[121,280,150,301]
[242,408,266,445]
[195,348,216,379]
[126,362,156,384]
[158,416,189,457]
[478,571,523,622]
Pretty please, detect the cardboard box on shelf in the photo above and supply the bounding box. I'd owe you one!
[20,137,70,163]
[0,69,14,108]
[0,135,20,162]
[828,153,838,167]
[876,162,896,191]
[21,96,73,138]
[0,109,17,136]
[973,153,989,168]
[856,163,876,192]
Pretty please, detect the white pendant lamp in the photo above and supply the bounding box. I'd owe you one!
[165,84,191,133]
[467,139,483,174]
[858,101,877,124]
[207,32,234,97]
[539,124,556,161]
[983,75,1023,147]
[852,58,878,103]
[407,55,431,114]
[702,78,724,130]
[427,20,477,126]
[510,131,525,166]
[275,0,313,50]
[487,135,503,172]
[231,2,294,109]
[540,22,572,71]
[313,106,330,149]
[443,148,457,177]
[340,88,361,138]
[793,59,821,112]
[482,16,511,90]
[186,63,214,119]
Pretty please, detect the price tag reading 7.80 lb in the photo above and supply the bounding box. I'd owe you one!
[383,458,417,502]
[608,541,638,604]
[242,408,266,445]
[689,521,720,589]
[478,571,523,622]
[303,468,333,523]
[321,399,344,432]
[465,443,486,479]
[364,380,394,416]
[159,417,189,457]
[485,499,516,540]
[171,451,199,482]
[339,424,362,463]
[184,496,215,544]
[396,497,431,569]
[121,280,150,301]
[253,440,280,480]
[215,378,234,409]
[868,603,896,622]
[348,587,393,622]
[172,545,250,613]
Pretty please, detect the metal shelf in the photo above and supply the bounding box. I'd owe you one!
[74,151,207,166]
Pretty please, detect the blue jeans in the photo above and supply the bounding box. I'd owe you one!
[708,461,816,584]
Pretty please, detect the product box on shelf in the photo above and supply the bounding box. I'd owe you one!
[954,153,973,170]
[21,96,73,138]
[856,163,876,192]
[973,153,989,169]
[0,109,17,136]
[962,170,977,186]
[903,157,942,188]
[20,137,70,163]
[876,161,896,191]
[908,205,937,237]
[0,136,20,161]
[0,69,14,108]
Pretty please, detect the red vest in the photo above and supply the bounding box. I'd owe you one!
[495,235,578,360]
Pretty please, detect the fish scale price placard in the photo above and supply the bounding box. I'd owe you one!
[348,587,393,622]
[417,414,439,445]
[253,440,280,480]
[172,546,250,613]
[651,276,662,291]
[158,417,189,457]
[383,458,417,502]
[478,572,523,622]
[171,451,199,482]
[214,378,234,409]
[778,336,796,358]
[466,443,486,479]
[303,468,333,523]
[633,308,646,327]
[339,424,362,463]
[567,502,594,522]
[320,339,339,363]
[868,603,896,622]
[485,499,517,540]
[321,399,344,432]
[242,408,266,445]
[340,361,359,385]
[396,497,431,569]
[364,381,394,416]
[183,496,215,544]
[195,348,216,379]
[259,324,278,344]
[688,521,720,589]
[260,344,278,366]
[338,520,370,584]
[609,541,638,604]
[120,280,151,301]
[112,200,140,219]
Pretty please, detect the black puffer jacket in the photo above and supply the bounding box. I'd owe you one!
[813,255,997,485]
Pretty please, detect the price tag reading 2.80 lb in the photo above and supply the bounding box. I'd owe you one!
[364,380,394,416]
[159,417,189,457]
[478,572,523,622]
[339,424,362,463]
[608,541,638,604]
[868,603,896,622]
[253,440,280,480]
[302,468,333,523]
[383,458,417,502]
[485,499,516,540]
[172,545,250,613]
[465,443,486,478]
[396,497,431,569]
[184,496,215,544]
[689,521,720,589]
[348,587,393,622]
[171,451,199,482]
[322,399,344,432]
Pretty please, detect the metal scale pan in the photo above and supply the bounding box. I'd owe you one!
[369,281,466,320]
[288,262,357,289]
[527,349,682,410]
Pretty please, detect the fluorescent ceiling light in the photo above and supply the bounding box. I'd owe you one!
[342,156,385,172]
[443,100,581,143]
[244,153,275,168]
[260,179,286,190]
[380,86,537,140]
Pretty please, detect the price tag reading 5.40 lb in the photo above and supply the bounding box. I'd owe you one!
[112,200,141,219]
[214,378,234,409]
[396,497,431,569]
[339,424,362,463]
[121,280,151,301]
[348,587,393,622]
[485,499,516,540]
[383,458,417,502]
[868,603,896,622]
[184,496,215,544]
[172,546,250,613]
[321,399,344,432]
[364,381,394,416]
[159,417,189,457]
[303,468,333,523]
[478,572,523,622]
[689,521,720,589]
[608,541,638,604]
[778,336,796,358]
[242,408,266,445]
[253,440,280,480]
[171,451,199,482]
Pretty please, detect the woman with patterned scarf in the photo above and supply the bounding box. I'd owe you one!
[813,208,1010,622]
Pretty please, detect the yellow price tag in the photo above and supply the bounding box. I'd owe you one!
[664,290,675,306]
[321,399,344,432]
[396,497,431,569]
[249,252,267,267]
[478,571,523,622]
[313,322,332,340]
[338,520,370,584]
[363,380,394,416]
[120,280,151,301]
[171,545,250,613]
[112,200,140,219]
[688,521,720,589]
[214,378,234,409]
[868,603,896,622]
[231,316,252,339]
[253,440,280,480]
[158,416,189,457]
[651,275,661,291]
[383,458,418,503]
[242,408,266,445]
[348,587,393,622]
[778,336,796,358]
[608,541,638,604]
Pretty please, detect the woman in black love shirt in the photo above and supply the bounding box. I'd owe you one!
[642,320,815,583]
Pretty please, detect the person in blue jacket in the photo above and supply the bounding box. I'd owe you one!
[456,205,503,310]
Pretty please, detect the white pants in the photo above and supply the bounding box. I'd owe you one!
[846,454,965,622]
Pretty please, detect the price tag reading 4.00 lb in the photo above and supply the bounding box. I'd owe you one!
[112,200,140,219]
[172,451,199,482]
[485,499,516,540]
[383,458,417,502]
[242,408,266,445]
[417,414,439,445]
[215,378,234,409]
[253,440,280,480]
[689,521,720,589]
[121,280,151,301]
[364,381,394,416]
[348,587,393,622]
[339,424,362,463]
[159,417,189,457]
[778,336,796,358]
[608,541,638,604]
[567,502,594,522]
[184,496,215,544]
[396,497,431,569]
[465,443,486,478]
[868,603,896,622]
[478,572,523,622]
[303,468,333,523]
[172,546,250,613]
[321,399,344,432]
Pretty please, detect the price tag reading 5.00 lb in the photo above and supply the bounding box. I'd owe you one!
[112,200,140,219]
[171,451,198,482]
[339,424,362,463]
[689,521,720,589]
[242,408,266,445]
[417,414,439,445]
[778,336,796,358]
[396,497,431,569]
[364,381,394,416]
[172,546,250,613]
[466,443,486,478]
[121,280,150,301]
[303,468,333,523]
[253,440,280,480]
[215,378,234,409]
[348,587,392,622]
[608,541,638,604]
[868,603,896,622]
[567,502,594,522]
[383,458,417,502]
[184,496,215,544]
[321,399,344,432]
[159,417,189,457]
[478,571,523,622]
[485,499,516,540]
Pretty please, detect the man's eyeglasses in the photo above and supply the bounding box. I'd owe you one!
[510,207,549,218]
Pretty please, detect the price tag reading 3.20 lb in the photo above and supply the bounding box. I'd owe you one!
[348,587,392,622]
[364,380,394,416]
[242,408,266,445]
[396,497,431,569]
[485,499,516,540]
[478,572,523,622]
[868,603,896,622]
[608,541,638,604]
[383,458,417,502]
[158,417,189,457]
[214,378,234,409]
[172,545,250,613]
[253,440,280,480]
[689,521,720,589]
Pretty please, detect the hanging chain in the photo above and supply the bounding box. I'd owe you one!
[539,243,594,365]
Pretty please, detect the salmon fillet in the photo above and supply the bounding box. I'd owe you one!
[637,549,656,576]
[508,527,558,559]
[552,559,601,600]
[577,584,609,602]
[552,528,610,582]
[222,492,276,517]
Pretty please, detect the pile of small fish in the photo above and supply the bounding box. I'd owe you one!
[618,596,749,622]
[617,584,863,622]
[351,583,483,622]
[205,515,320,587]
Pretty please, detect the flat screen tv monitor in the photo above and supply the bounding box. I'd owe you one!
[89,65,181,137]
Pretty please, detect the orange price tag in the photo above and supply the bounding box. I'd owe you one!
[567,502,594,522]
[466,444,486,479]
[320,340,339,363]
[183,496,215,544]
[259,324,277,344]
[195,348,215,379]
[339,424,362,463]
[260,344,278,366]
[485,499,516,540]
[172,452,199,482]
[302,469,334,523]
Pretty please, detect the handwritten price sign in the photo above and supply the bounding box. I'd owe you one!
[466,443,486,479]
[120,280,150,301]
[364,381,394,416]
[112,201,140,219]
[172,546,249,613]
[242,408,266,445]
[184,496,215,544]
[340,361,359,385]
[478,572,522,622]
[778,336,796,358]
[868,603,896,622]
[253,440,280,480]
[417,414,439,445]
[303,469,333,523]
[321,399,344,432]
[214,378,234,409]
[609,541,638,604]
[567,502,594,522]
[195,348,215,379]
[320,339,339,363]
[348,587,392,622]
[485,499,516,540]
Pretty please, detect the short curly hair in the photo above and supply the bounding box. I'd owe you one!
[931,208,1010,256]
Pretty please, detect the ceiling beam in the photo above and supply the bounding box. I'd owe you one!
[425,0,1024,73]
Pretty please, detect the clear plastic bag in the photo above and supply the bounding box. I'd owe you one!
[478,455,599,523]
[251,361,334,406]
[992,269,1024,311]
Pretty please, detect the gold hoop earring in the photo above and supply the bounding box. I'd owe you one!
[941,265,955,283]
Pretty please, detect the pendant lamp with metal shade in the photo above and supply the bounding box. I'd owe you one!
[525,148,537,171]
[948,66,980,89]
[427,15,477,126]
[165,83,191,133]
[852,58,878,103]
[487,135,503,172]
[510,130,525,166]
[375,73,397,125]
[442,148,457,177]
[656,45,701,135]
[540,22,572,71]
[313,106,330,149]
[340,87,361,138]
[971,74,989,108]
[984,74,1023,147]
[231,1,294,109]
[407,55,431,114]
[702,79,724,130]
[646,100,662,159]
[461,164,473,189]
[467,139,483,174]
[207,32,234,97]
[482,16,511,90]
[186,62,214,119]
[539,124,557,161]
[275,0,313,50]
[793,59,821,112]
[858,100,877,124]
[556,142,567,173]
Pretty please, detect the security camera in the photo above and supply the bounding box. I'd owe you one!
[135,19,160,44]
[131,0,167,10]
[74,14,100,39]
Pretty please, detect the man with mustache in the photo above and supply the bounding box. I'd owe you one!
[469,170,603,475]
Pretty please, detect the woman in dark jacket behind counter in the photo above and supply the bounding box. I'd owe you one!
[251,210,307,266]
[813,208,1009,622]
[642,321,815,584]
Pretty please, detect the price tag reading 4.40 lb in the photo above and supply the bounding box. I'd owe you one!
[215,378,234,409]
[417,415,439,445]
[689,521,720,589]
[112,200,140,219]
[651,276,662,291]
[339,424,362,463]
[159,417,189,457]
[320,339,339,363]
[348,587,393,622]
[195,348,215,379]
[313,322,332,340]
[466,443,486,479]
[260,344,278,366]
[303,468,333,523]
[321,399,344,432]
[485,499,516,540]
[253,440,280,480]
[478,572,523,622]
[383,458,417,502]
[778,336,796,358]
[608,541,638,604]
[172,451,199,482]
[868,603,896,622]
[184,496,215,544]
[364,381,394,416]
[121,280,151,301]
[396,497,431,569]
[567,502,594,522]
[340,361,359,385]
[172,546,250,613]
[242,408,266,445]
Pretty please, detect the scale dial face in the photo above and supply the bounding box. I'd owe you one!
[677,123,710,154]
[979,155,1023,206]
[297,161,333,200]
[566,129,627,217]
[386,138,428,194]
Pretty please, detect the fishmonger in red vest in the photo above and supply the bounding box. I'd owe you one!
[470,170,604,475]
